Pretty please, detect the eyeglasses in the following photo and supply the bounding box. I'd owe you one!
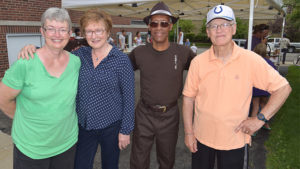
[85,29,106,36]
[149,21,170,28]
[207,23,234,30]
[43,27,69,35]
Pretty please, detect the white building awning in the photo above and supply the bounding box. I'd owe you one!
[62,0,286,21]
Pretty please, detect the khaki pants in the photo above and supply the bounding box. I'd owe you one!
[130,100,179,169]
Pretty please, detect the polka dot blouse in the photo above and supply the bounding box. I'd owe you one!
[72,46,135,135]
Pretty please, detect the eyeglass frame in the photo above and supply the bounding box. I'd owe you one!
[85,29,107,37]
[206,22,235,30]
[42,27,70,35]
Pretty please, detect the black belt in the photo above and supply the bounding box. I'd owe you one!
[141,99,177,113]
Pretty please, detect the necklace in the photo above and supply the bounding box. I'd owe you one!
[93,50,102,62]
[92,45,112,62]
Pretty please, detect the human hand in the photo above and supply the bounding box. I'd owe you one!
[118,133,130,150]
[235,117,264,135]
[17,44,36,60]
[184,133,198,153]
[71,45,83,52]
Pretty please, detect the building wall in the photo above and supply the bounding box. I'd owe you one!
[0,0,61,77]
[0,1,147,78]
[0,26,41,76]
[0,0,61,21]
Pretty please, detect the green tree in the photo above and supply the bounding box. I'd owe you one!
[268,16,283,34]
[233,18,248,39]
[197,19,210,42]
[285,0,300,41]
[173,19,195,33]
[169,19,195,42]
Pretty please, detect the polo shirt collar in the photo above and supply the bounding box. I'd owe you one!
[208,40,240,62]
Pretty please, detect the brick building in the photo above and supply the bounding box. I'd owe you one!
[0,0,147,78]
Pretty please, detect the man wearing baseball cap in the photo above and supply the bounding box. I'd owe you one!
[129,2,195,169]
[182,4,291,169]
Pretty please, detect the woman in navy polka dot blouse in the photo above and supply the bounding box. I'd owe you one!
[71,10,135,169]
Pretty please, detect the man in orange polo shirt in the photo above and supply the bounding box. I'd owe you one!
[182,5,291,169]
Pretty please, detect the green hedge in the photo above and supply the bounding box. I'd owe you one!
[169,33,210,43]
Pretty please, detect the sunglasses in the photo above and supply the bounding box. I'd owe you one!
[149,21,170,28]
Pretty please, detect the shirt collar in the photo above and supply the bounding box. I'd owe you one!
[208,40,240,62]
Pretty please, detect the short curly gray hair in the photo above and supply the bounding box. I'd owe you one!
[41,7,72,30]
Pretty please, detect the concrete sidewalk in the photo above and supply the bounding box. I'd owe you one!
[0,131,13,169]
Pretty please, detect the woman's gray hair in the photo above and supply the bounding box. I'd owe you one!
[41,7,72,30]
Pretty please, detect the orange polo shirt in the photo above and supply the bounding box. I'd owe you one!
[183,42,288,150]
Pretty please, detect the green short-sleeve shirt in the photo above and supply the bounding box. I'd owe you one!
[2,52,81,159]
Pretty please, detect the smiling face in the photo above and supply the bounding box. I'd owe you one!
[41,19,71,50]
[149,15,173,44]
[206,18,236,47]
[84,20,109,49]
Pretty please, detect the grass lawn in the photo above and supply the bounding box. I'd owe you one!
[194,42,211,48]
[265,65,300,169]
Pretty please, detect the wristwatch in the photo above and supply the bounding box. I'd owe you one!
[257,113,268,123]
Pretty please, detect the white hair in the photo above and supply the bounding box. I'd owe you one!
[41,7,72,30]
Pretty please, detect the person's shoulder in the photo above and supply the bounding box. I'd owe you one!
[237,45,264,62]
[193,48,210,61]
[20,53,39,64]
[9,53,39,72]
[68,52,81,63]
[72,46,91,56]
[131,44,149,53]
[170,42,193,52]
[235,44,254,55]
[110,46,128,59]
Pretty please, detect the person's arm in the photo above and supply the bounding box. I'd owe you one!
[119,37,123,49]
[128,50,138,71]
[182,95,198,153]
[118,54,135,150]
[147,35,151,43]
[184,48,196,70]
[178,32,182,43]
[0,82,21,119]
[17,44,37,59]
[235,83,291,135]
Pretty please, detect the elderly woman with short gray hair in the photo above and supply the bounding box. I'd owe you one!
[0,7,80,169]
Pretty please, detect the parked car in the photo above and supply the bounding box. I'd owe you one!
[233,39,246,48]
[268,37,300,53]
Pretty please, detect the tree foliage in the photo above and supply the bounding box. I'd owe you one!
[169,19,195,42]
[233,18,248,39]
[268,17,283,34]
[170,19,195,35]
[285,0,300,41]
